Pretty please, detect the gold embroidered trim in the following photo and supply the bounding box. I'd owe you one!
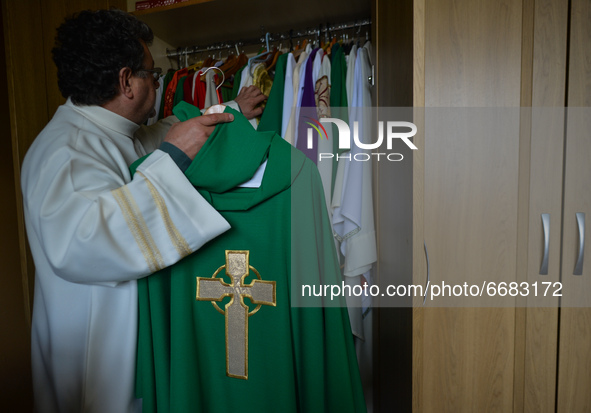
[112,185,164,272]
[137,171,192,258]
[196,250,276,380]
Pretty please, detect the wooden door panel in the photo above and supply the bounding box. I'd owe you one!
[556,0,591,410]
[557,110,591,412]
[417,0,523,411]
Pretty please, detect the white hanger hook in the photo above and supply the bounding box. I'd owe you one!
[201,66,225,91]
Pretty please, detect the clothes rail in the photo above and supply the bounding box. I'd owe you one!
[166,18,372,62]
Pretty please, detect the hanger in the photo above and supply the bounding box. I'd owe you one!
[266,48,281,72]
[201,66,225,88]
[314,25,322,48]
[200,66,225,105]
[248,32,272,76]
[263,47,278,66]
[186,49,206,72]
[202,55,214,69]
[213,53,237,83]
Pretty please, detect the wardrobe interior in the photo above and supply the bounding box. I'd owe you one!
[2,0,411,411]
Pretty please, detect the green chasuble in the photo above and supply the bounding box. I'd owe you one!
[257,53,288,134]
[173,75,187,108]
[231,65,246,100]
[134,102,366,413]
[329,44,349,191]
[220,82,233,104]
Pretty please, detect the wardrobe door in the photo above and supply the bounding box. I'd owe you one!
[415,0,523,411]
[556,0,591,410]
[520,0,568,411]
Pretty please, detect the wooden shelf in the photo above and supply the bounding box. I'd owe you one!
[132,0,216,17]
[133,0,370,48]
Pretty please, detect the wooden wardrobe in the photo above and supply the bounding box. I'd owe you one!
[384,0,591,412]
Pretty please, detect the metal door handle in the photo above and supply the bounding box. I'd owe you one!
[574,212,585,275]
[540,214,550,275]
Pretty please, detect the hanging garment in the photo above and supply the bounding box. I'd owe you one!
[134,102,366,413]
[315,54,334,215]
[281,53,296,138]
[252,63,273,99]
[182,72,196,106]
[353,41,375,411]
[193,69,207,110]
[231,65,246,100]
[158,70,175,120]
[163,68,188,118]
[296,48,320,162]
[191,70,199,105]
[223,53,248,101]
[203,69,219,109]
[220,80,233,103]
[331,46,377,340]
[346,44,358,121]
[173,74,188,108]
[291,52,311,148]
[312,48,324,84]
[329,43,349,119]
[329,43,349,193]
[315,56,331,119]
[251,63,273,119]
[363,40,372,58]
[344,46,376,278]
[147,75,164,126]
[284,51,308,145]
[239,61,255,91]
[258,53,288,134]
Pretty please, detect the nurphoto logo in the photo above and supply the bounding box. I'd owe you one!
[304,118,418,162]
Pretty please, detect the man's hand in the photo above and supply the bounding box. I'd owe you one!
[234,85,267,120]
[163,112,234,159]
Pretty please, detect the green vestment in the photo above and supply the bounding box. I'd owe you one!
[173,75,187,108]
[330,44,350,191]
[258,53,288,135]
[231,66,246,100]
[134,102,366,413]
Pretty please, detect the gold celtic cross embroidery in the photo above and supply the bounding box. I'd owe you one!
[196,250,276,380]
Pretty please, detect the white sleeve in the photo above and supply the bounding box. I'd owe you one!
[135,115,179,153]
[24,143,230,287]
[135,101,242,153]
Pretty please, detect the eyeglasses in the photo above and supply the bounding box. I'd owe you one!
[137,67,162,81]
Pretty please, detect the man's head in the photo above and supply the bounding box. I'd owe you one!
[52,9,154,107]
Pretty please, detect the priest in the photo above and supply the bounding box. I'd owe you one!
[20,9,265,413]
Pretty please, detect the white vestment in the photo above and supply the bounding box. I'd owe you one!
[281,53,296,139]
[331,46,377,340]
[21,99,230,413]
[284,51,308,145]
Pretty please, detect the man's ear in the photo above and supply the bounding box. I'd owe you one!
[118,67,134,99]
